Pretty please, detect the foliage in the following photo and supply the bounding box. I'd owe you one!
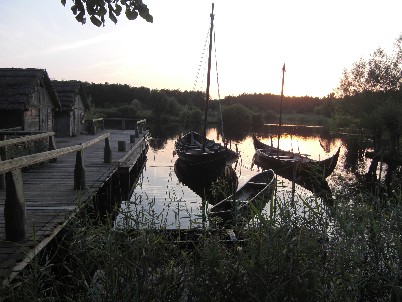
[4,185,402,301]
[221,103,252,132]
[179,107,203,127]
[337,35,401,97]
[61,0,153,26]
[84,82,151,108]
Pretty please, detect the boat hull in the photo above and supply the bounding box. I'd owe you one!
[252,134,340,179]
[209,169,276,226]
[175,131,238,166]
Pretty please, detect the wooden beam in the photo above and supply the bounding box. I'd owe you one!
[0,133,110,174]
[0,132,55,148]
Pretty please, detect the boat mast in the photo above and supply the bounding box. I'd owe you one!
[202,3,214,153]
[277,63,286,157]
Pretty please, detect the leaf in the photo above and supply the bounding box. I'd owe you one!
[125,7,138,20]
[109,11,118,24]
[71,4,78,15]
[114,3,122,16]
[61,0,66,6]
[90,15,103,27]
[75,11,86,24]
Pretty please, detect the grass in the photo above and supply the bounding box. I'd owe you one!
[2,178,402,301]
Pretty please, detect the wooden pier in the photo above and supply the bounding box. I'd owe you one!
[0,127,148,286]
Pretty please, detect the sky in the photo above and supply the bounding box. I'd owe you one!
[1,0,401,99]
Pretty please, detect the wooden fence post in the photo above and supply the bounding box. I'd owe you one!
[48,135,57,162]
[0,134,6,190]
[4,169,26,241]
[74,150,86,190]
[104,137,112,163]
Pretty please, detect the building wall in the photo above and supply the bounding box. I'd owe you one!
[23,86,55,132]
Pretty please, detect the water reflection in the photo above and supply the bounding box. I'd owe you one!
[174,159,238,205]
[117,125,400,229]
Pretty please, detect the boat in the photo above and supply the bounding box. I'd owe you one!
[252,63,340,179]
[174,3,239,167]
[175,131,238,166]
[252,134,340,179]
[209,169,276,226]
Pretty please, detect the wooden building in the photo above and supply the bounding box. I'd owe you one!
[51,80,90,137]
[0,68,61,131]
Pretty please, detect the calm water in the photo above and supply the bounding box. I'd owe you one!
[116,125,376,229]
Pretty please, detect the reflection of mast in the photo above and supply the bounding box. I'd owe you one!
[277,63,286,157]
[202,3,214,153]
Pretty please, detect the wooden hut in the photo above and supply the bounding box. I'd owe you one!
[51,80,90,137]
[0,68,61,131]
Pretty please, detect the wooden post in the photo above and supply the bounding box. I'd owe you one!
[139,126,143,134]
[5,169,26,241]
[130,135,136,143]
[48,135,57,162]
[0,134,6,189]
[101,119,105,130]
[121,119,126,131]
[104,137,112,163]
[135,126,139,138]
[74,150,86,190]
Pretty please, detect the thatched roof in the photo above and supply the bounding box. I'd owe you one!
[0,68,61,110]
[51,80,90,111]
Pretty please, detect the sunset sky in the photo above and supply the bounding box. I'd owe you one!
[1,0,401,99]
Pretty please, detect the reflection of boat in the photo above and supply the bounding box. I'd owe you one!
[209,169,276,225]
[174,158,238,205]
[252,154,332,200]
[252,134,340,179]
[174,4,238,167]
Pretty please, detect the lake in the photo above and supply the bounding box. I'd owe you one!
[116,124,379,229]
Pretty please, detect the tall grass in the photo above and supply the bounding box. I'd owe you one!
[2,183,402,301]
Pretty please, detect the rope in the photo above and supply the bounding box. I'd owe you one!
[192,28,210,92]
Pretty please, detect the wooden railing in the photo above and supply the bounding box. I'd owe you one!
[90,118,146,132]
[0,132,112,242]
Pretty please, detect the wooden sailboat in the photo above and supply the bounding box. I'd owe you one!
[253,64,340,179]
[174,3,238,167]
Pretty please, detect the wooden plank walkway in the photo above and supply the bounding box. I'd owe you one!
[0,129,148,284]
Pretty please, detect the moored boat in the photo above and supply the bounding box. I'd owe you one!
[252,134,340,179]
[209,169,276,225]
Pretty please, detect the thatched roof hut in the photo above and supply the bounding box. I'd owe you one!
[0,68,61,110]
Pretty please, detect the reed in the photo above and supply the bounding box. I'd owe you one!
[2,183,402,301]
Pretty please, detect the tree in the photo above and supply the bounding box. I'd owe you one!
[337,35,401,97]
[61,0,153,27]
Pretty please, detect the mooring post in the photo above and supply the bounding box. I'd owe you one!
[74,150,86,190]
[5,169,26,241]
[48,135,57,162]
[104,137,112,163]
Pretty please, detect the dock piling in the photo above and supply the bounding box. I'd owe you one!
[4,169,26,241]
[104,137,112,163]
[74,150,86,190]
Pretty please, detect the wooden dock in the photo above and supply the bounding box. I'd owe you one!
[0,128,148,285]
